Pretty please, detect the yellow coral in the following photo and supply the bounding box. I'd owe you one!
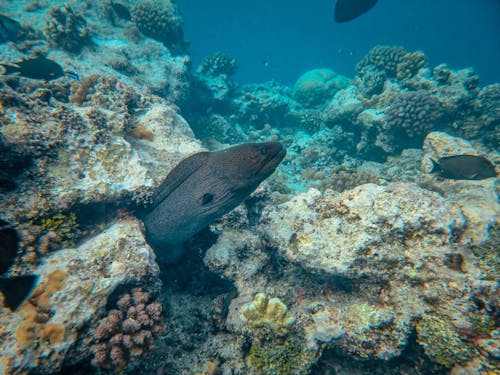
[242,293,295,336]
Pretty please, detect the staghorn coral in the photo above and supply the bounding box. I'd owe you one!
[197,52,238,77]
[45,4,90,53]
[356,45,407,78]
[131,0,185,53]
[396,51,428,81]
[90,288,165,371]
[383,90,445,145]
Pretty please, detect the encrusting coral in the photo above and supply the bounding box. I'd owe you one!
[90,288,165,371]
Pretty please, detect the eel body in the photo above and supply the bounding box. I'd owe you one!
[143,142,286,261]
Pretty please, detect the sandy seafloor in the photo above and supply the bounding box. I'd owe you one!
[0,1,499,374]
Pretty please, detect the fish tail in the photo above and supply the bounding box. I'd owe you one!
[0,63,20,75]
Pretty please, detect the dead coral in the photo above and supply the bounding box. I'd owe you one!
[90,288,165,371]
[45,4,91,53]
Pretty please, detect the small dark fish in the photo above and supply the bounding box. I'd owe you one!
[111,1,131,21]
[65,71,80,81]
[0,275,38,310]
[0,14,21,43]
[0,220,37,310]
[0,219,19,275]
[334,0,378,23]
[0,56,65,81]
[432,155,497,180]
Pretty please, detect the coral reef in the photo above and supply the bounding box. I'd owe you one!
[90,288,165,371]
[131,0,185,53]
[0,218,160,373]
[45,4,90,53]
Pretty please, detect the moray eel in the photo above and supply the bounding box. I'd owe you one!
[143,141,286,261]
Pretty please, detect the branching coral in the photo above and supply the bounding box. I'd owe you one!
[238,83,291,128]
[285,109,324,134]
[131,0,185,53]
[45,4,90,53]
[356,45,407,78]
[383,90,445,143]
[396,51,428,81]
[90,288,165,371]
[197,52,238,77]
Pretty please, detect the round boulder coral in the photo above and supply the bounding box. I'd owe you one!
[131,0,185,52]
[293,68,349,107]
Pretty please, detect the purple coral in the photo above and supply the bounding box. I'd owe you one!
[90,288,165,371]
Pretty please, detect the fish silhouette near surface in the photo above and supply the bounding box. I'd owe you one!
[1,56,65,81]
[0,220,38,310]
[0,14,21,43]
[334,0,378,23]
[143,142,286,262]
[431,155,497,180]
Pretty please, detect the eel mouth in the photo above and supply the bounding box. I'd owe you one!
[257,142,286,177]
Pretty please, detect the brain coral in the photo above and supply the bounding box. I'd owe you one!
[293,68,349,107]
[356,45,407,78]
[131,0,185,52]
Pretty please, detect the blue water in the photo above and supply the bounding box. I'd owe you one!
[178,0,500,85]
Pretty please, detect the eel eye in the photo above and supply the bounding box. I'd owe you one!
[202,193,214,205]
[259,148,268,155]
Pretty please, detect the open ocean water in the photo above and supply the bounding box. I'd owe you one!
[0,1,499,374]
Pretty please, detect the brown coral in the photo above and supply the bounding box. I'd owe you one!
[90,288,165,371]
[45,4,90,53]
[356,45,407,78]
[396,51,428,81]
